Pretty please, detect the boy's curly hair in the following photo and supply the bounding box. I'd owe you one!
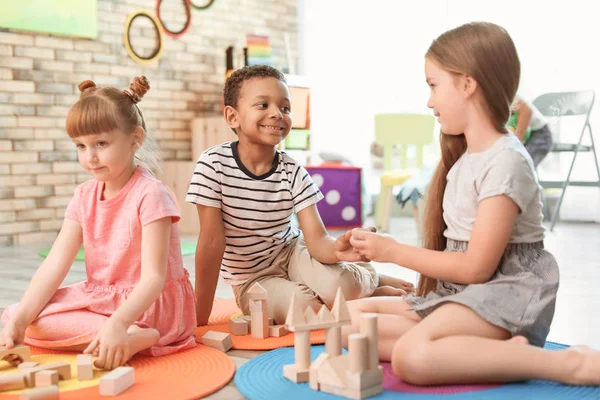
[223,65,287,109]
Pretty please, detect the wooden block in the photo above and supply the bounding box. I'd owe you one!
[268,325,289,337]
[77,354,94,381]
[99,366,134,396]
[325,326,342,357]
[0,344,31,365]
[249,298,266,312]
[242,315,252,333]
[331,288,351,323]
[360,313,379,371]
[282,364,310,383]
[247,282,268,300]
[309,353,329,391]
[19,386,59,400]
[320,382,383,400]
[268,317,274,326]
[0,374,25,392]
[250,310,269,339]
[34,370,58,388]
[18,362,40,373]
[229,317,249,336]
[284,292,307,329]
[23,362,71,387]
[346,366,384,390]
[348,334,368,373]
[201,331,232,352]
[317,304,334,322]
[304,307,318,324]
[317,355,348,389]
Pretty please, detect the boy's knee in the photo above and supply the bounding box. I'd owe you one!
[335,267,372,304]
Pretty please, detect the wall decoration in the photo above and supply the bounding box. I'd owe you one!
[156,0,192,39]
[0,0,97,39]
[123,10,164,64]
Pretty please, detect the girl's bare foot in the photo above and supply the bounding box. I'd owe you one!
[372,285,407,297]
[378,275,415,294]
[93,325,159,370]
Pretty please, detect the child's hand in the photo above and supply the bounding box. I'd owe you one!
[349,230,397,263]
[335,229,371,262]
[84,319,130,370]
[335,227,377,262]
[0,322,26,350]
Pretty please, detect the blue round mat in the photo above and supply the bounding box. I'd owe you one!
[235,343,600,399]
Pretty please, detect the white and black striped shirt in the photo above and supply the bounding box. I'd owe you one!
[186,141,323,285]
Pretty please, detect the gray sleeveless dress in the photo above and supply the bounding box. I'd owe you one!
[406,134,559,347]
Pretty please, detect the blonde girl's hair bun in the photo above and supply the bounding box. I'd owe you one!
[124,76,150,104]
[78,80,97,95]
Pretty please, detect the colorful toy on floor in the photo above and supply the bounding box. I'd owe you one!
[283,288,383,399]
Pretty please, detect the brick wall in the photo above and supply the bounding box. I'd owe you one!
[0,0,298,245]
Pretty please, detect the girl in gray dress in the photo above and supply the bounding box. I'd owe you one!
[340,22,600,386]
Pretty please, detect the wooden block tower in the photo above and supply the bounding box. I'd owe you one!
[248,281,269,339]
[283,288,383,399]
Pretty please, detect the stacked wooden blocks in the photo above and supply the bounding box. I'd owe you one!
[283,288,383,399]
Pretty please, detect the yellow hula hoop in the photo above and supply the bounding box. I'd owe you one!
[123,10,164,64]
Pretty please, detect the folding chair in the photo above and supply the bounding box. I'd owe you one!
[532,90,600,230]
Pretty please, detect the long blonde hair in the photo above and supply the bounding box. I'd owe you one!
[65,76,161,173]
[418,22,521,296]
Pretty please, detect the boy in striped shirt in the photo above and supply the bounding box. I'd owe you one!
[187,65,413,325]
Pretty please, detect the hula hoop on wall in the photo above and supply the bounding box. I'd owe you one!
[155,0,192,39]
[123,10,164,64]
[189,0,216,10]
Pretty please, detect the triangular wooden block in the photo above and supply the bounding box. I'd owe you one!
[285,292,306,328]
[317,354,348,389]
[317,304,333,322]
[247,282,268,300]
[331,288,351,323]
[304,307,318,324]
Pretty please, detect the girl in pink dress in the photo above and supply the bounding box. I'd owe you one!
[0,76,197,370]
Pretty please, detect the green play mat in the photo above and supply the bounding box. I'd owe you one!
[39,241,197,260]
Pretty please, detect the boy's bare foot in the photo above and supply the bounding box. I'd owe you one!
[372,285,407,297]
[378,275,415,294]
[93,325,159,370]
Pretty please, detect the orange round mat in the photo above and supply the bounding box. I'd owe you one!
[208,298,243,325]
[0,344,234,400]
[196,298,326,350]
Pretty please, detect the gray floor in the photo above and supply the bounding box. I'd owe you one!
[1,217,599,399]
